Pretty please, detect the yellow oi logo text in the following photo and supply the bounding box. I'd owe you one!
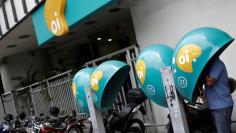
[90,71,103,91]
[176,44,202,73]
[135,60,146,85]
[45,0,69,36]
[71,82,77,96]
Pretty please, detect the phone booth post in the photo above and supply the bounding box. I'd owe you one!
[85,87,106,133]
[161,66,189,133]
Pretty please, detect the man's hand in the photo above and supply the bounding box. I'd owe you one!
[205,75,216,87]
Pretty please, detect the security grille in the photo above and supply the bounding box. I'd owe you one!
[0,45,156,133]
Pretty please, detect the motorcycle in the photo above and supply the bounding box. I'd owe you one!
[166,101,216,133]
[102,88,147,133]
[185,102,216,133]
[31,108,83,133]
[12,112,30,133]
[0,113,27,133]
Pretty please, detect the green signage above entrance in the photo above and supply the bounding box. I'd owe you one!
[32,0,115,45]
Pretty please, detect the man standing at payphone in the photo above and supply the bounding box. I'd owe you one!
[205,57,234,133]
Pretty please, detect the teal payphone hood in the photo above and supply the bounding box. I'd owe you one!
[172,27,234,102]
[135,44,173,107]
[90,60,130,112]
[72,67,95,115]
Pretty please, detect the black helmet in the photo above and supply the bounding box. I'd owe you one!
[229,77,236,94]
[3,114,13,122]
[49,107,60,117]
[127,88,147,104]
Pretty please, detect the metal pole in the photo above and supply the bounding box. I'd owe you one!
[131,51,139,87]
[46,81,54,107]
[68,72,79,115]
[93,62,96,67]
[0,95,6,115]
[160,66,189,133]
[11,91,17,115]
[126,50,137,88]
[72,85,80,115]
[121,87,127,105]
[30,87,37,116]
[134,46,140,57]
[84,87,105,133]
[115,98,121,112]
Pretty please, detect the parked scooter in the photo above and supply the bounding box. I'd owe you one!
[12,112,30,133]
[102,88,147,133]
[31,107,83,133]
[1,112,31,133]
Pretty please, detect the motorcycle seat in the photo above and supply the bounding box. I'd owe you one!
[116,103,138,120]
[109,103,138,130]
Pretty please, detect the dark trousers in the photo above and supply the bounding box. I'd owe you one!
[210,106,233,133]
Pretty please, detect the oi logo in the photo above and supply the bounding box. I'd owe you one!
[45,0,69,36]
[71,82,77,96]
[90,71,103,91]
[135,60,146,85]
[176,44,202,73]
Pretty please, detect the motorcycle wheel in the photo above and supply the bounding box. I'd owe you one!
[125,119,145,133]
[69,127,82,133]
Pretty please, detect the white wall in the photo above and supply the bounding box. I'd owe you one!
[130,0,236,132]
[0,50,50,92]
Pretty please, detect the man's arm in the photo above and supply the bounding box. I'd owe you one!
[205,58,223,88]
[205,75,216,87]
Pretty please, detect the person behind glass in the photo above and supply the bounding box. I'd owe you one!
[204,56,234,133]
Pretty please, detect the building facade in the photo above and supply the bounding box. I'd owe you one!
[0,0,236,132]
